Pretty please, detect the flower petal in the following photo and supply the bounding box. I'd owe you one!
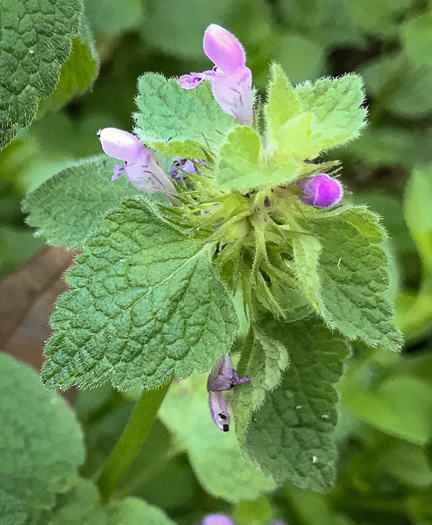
[125,156,177,195]
[98,127,148,163]
[203,24,246,73]
[202,513,235,525]
[209,66,253,125]
[178,73,207,90]
[208,391,230,432]
[297,174,343,208]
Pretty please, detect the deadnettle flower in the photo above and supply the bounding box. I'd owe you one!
[207,354,250,432]
[98,127,176,196]
[171,157,198,180]
[297,173,343,208]
[179,24,253,126]
[200,514,235,525]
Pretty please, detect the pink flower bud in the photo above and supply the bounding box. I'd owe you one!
[297,174,343,208]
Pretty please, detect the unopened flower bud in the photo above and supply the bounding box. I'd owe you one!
[297,174,343,208]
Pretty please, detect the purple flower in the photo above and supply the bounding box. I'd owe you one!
[179,24,253,125]
[200,513,235,525]
[297,173,343,208]
[98,127,176,195]
[171,157,197,180]
[207,354,250,432]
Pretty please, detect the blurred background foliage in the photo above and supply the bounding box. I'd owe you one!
[3,0,432,523]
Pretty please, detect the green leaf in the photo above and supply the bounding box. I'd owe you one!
[134,74,236,159]
[264,71,366,161]
[265,63,301,136]
[343,375,432,445]
[42,197,238,390]
[0,0,83,149]
[243,319,349,492]
[294,74,366,155]
[159,375,276,502]
[0,490,27,525]
[404,164,432,277]
[304,207,402,351]
[215,125,297,190]
[291,232,322,312]
[0,353,84,521]
[44,479,106,525]
[38,20,99,116]
[23,155,167,249]
[232,320,289,440]
[108,497,176,525]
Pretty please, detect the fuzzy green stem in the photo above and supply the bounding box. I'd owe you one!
[96,380,172,501]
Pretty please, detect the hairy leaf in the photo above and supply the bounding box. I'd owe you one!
[38,21,99,116]
[0,353,84,521]
[305,207,402,351]
[297,75,366,156]
[43,479,106,525]
[134,74,236,158]
[0,0,82,149]
[232,320,289,440]
[42,197,238,390]
[244,319,349,491]
[160,375,276,502]
[23,156,168,249]
[215,125,297,190]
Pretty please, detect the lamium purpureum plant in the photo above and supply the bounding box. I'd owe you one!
[24,23,402,499]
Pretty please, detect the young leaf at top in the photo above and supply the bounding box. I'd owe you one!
[0,353,85,522]
[302,207,402,351]
[42,197,238,391]
[134,73,236,159]
[215,125,297,191]
[159,375,276,502]
[37,20,99,117]
[294,74,366,152]
[264,66,366,161]
[243,319,350,492]
[0,0,83,150]
[23,155,169,249]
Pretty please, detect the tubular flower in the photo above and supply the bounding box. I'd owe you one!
[200,514,235,525]
[178,24,253,125]
[171,157,198,180]
[98,127,176,195]
[297,173,343,208]
[207,354,250,432]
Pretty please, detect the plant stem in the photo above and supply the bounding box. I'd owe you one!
[96,380,172,501]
